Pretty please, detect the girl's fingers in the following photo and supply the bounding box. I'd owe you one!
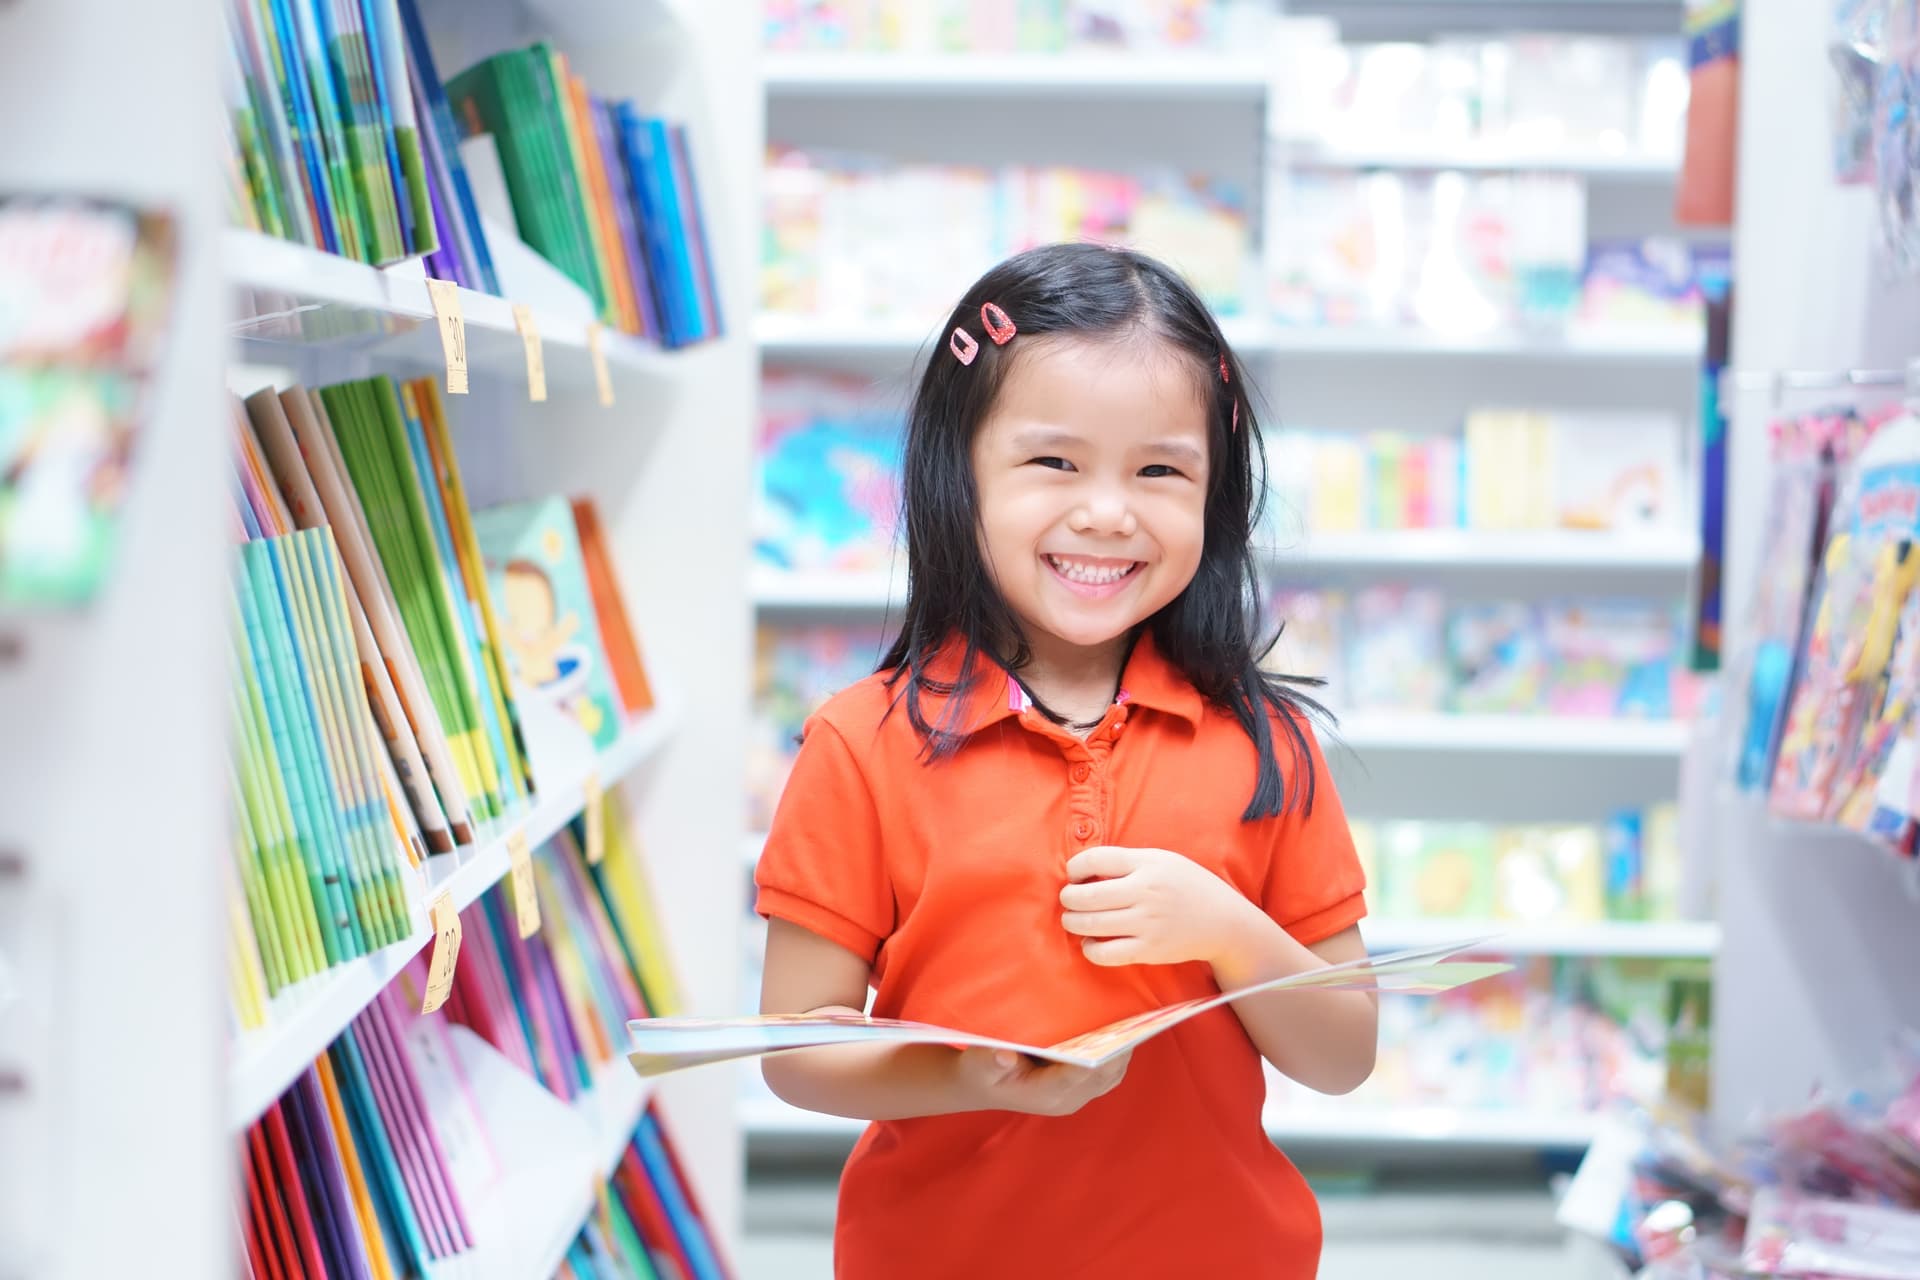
[1057,877,1133,911]
[1080,937,1140,967]
[1059,908,1136,937]
[1064,845,1138,882]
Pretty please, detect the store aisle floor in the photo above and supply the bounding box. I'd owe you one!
[740,1170,1618,1279]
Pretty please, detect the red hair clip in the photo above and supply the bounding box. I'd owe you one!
[981,301,1017,345]
[950,325,979,366]
[1219,351,1230,383]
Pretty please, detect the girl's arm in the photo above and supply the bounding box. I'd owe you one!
[759,918,1131,1120]
[1208,918,1378,1097]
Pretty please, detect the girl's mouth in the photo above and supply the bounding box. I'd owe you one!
[1043,554,1143,599]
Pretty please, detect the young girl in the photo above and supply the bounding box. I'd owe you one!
[755,243,1375,1277]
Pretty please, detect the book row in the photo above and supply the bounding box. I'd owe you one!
[1269,26,1688,160]
[221,0,721,346]
[1728,394,1920,851]
[763,148,1251,320]
[225,374,654,1020]
[1262,587,1705,719]
[237,816,731,1280]
[1267,412,1685,537]
[1353,808,1684,927]
[764,0,1254,54]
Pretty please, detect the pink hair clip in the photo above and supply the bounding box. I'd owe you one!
[950,326,979,366]
[1231,401,1239,434]
[981,301,1017,345]
[1219,352,1230,383]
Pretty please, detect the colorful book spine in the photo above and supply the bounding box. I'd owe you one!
[397,0,499,292]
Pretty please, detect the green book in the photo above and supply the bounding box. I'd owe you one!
[321,3,406,261]
[240,543,362,962]
[279,529,405,948]
[282,0,372,261]
[231,595,334,978]
[323,378,499,821]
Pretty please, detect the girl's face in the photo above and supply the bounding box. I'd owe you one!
[969,335,1210,662]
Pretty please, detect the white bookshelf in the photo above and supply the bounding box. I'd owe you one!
[748,11,1703,1161]
[0,2,757,1275]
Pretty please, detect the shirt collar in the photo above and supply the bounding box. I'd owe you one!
[906,630,1205,737]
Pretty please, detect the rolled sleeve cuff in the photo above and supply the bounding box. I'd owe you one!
[755,883,884,967]
[1282,891,1368,948]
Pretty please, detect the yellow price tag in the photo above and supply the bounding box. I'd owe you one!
[511,303,547,402]
[508,829,540,939]
[587,323,614,407]
[420,893,462,1015]
[583,772,606,866]
[423,278,469,395]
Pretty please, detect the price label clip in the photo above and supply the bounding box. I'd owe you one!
[508,829,540,939]
[423,278,469,396]
[420,892,463,1014]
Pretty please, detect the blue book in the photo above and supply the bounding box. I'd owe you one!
[356,0,417,251]
[330,1032,433,1274]
[262,0,344,253]
[395,0,499,291]
[632,1113,726,1280]
[667,123,722,341]
[614,106,698,347]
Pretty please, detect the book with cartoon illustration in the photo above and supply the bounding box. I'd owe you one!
[472,496,623,751]
[625,939,1510,1077]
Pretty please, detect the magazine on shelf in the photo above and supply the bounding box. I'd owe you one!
[625,939,1508,1076]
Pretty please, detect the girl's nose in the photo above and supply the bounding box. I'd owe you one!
[1069,488,1138,537]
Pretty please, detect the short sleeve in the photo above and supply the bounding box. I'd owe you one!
[1261,714,1367,946]
[754,715,894,966]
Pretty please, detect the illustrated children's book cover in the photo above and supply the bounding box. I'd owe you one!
[472,497,622,752]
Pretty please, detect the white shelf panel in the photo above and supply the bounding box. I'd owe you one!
[1367,919,1721,958]
[751,567,904,609]
[427,1053,653,1280]
[1257,325,1703,361]
[1332,712,1688,757]
[1274,528,1700,571]
[764,52,1271,98]
[225,229,674,390]
[226,703,681,1131]
[756,312,1269,358]
[739,1095,1597,1149]
[757,312,1703,364]
[1281,140,1679,179]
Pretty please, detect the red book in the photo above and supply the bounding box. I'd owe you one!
[239,1163,282,1280]
[263,1102,330,1280]
[571,497,654,715]
[249,1120,306,1280]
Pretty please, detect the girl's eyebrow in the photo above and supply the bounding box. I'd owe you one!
[1141,440,1207,469]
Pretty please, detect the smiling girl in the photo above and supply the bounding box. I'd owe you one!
[754,243,1376,1278]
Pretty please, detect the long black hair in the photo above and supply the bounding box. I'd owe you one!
[880,242,1325,821]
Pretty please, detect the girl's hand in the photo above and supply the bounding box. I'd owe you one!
[952,1046,1133,1117]
[1059,845,1258,969]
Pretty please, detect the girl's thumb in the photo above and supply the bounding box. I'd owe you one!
[993,1050,1018,1070]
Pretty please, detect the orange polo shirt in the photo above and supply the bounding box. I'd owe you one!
[755,633,1367,1279]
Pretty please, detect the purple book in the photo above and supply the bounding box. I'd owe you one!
[371,988,475,1248]
[418,133,466,288]
[357,995,469,1255]
[595,97,663,341]
[292,1069,375,1280]
[348,1018,457,1258]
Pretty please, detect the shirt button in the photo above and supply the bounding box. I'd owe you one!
[1070,763,1091,783]
[1071,818,1094,841]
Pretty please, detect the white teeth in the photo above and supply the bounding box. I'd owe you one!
[1047,555,1136,586]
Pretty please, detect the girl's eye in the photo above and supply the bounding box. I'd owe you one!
[1030,456,1075,471]
[1139,464,1182,478]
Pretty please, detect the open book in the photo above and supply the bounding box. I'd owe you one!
[626,939,1508,1077]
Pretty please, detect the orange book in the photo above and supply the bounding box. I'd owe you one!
[548,52,631,333]
[566,72,642,335]
[570,497,654,714]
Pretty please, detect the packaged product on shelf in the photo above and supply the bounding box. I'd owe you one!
[1464,409,1555,530]
[755,371,904,573]
[1345,585,1446,711]
[1448,601,1547,714]
[1262,587,1346,692]
[1830,0,1888,185]
[0,196,178,607]
[1549,410,1685,531]
[1576,237,1711,336]
[1264,171,1398,328]
[1540,600,1687,717]
[1378,822,1496,919]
